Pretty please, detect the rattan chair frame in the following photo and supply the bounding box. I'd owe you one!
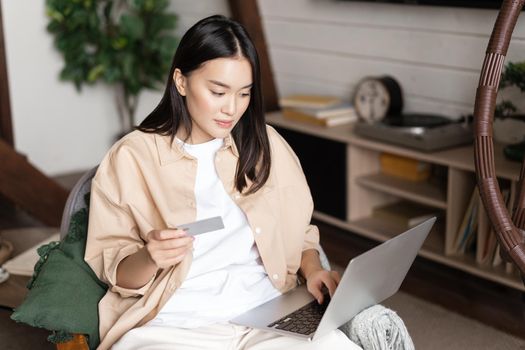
[474,0,525,283]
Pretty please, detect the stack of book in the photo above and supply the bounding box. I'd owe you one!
[380,153,431,182]
[476,189,516,274]
[451,186,517,275]
[279,94,358,127]
[452,188,480,255]
[372,200,439,230]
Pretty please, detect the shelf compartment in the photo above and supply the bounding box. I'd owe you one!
[351,216,444,255]
[443,252,524,292]
[313,211,524,291]
[356,173,447,210]
[314,211,444,257]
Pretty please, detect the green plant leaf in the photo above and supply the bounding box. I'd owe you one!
[87,64,105,82]
[147,14,177,35]
[158,36,178,63]
[111,36,128,50]
[46,8,65,23]
[501,61,525,92]
[104,66,121,84]
[46,0,178,115]
[120,14,145,40]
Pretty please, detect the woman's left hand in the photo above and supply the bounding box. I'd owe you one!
[305,269,341,304]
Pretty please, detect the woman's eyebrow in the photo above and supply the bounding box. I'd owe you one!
[208,80,253,89]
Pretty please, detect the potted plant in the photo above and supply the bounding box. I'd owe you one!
[45,0,178,136]
[493,61,525,161]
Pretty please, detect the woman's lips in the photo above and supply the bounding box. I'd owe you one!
[215,119,233,128]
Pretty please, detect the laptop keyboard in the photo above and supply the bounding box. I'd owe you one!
[267,295,330,335]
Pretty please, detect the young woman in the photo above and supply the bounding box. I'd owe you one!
[85,15,360,350]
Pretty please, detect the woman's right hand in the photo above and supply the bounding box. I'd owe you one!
[145,229,194,269]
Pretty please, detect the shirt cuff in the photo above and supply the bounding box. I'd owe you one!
[302,224,321,253]
[103,244,156,298]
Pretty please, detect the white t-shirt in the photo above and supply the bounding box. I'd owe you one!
[151,137,281,328]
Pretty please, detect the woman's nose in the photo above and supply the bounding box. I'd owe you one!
[221,96,237,116]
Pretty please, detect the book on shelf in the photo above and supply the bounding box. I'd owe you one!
[505,261,515,275]
[282,108,357,127]
[452,188,479,255]
[279,94,342,109]
[372,200,440,230]
[492,243,517,275]
[476,205,491,264]
[492,244,503,267]
[379,153,431,182]
[479,228,498,266]
[477,188,510,265]
[291,102,355,119]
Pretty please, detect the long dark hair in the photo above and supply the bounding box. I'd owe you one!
[138,15,270,195]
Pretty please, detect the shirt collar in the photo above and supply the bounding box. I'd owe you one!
[155,133,239,166]
[224,133,239,158]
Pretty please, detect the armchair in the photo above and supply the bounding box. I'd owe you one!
[43,166,343,349]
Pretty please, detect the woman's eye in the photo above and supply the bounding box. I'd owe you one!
[241,92,251,97]
[211,91,225,96]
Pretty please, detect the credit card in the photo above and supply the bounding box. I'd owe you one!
[177,216,224,236]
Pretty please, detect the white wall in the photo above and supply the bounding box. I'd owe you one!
[4,0,524,175]
[1,0,229,176]
[259,0,525,119]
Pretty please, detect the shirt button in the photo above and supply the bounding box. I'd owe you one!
[272,274,279,280]
[255,227,262,234]
[189,201,196,208]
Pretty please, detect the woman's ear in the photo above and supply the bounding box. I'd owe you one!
[174,69,187,96]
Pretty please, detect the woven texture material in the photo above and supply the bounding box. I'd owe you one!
[341,304,414,350]
[474,0,525,277]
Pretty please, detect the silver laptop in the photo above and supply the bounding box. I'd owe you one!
[231,217,436,341]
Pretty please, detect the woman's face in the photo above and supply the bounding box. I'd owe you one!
[174,57,253,144]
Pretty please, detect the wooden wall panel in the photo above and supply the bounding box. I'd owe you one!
[263,18,525,71]
[275,74,472,118]
[270,47,477,116]
[257,0,525,119]
[258,0,525,39]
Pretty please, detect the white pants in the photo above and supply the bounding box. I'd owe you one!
[111,322,362,350]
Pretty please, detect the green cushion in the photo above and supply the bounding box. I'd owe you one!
[11,194,107,350]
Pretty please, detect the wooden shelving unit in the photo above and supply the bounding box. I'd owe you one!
[266,111,525,291]
[356,173,448,209]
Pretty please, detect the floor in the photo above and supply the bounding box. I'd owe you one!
[319,220,525,339]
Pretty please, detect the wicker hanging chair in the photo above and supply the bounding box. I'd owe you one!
[474,0,525,284]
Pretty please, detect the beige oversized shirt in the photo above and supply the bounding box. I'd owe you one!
[85,125,320,349]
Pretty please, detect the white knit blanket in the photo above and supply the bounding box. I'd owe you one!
[340,305,415,350]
